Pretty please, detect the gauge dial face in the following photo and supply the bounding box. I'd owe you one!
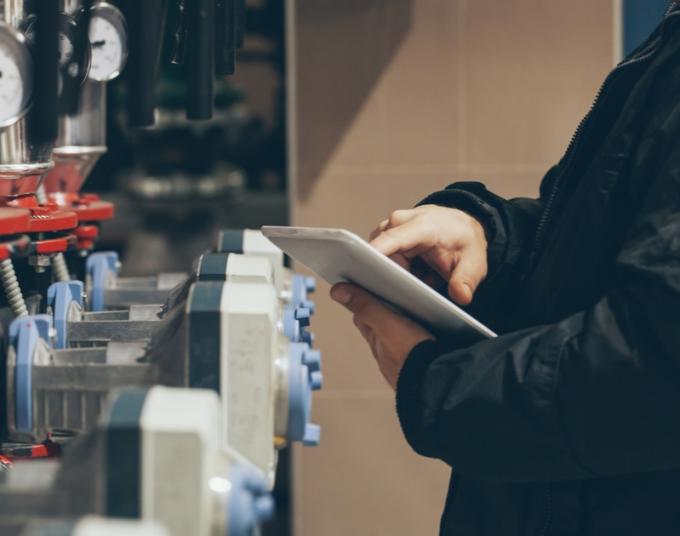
[88,4,127,82]
[0,25,31,128]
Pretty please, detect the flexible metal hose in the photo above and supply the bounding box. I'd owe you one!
[0,259,28,317]
[52,253,71,282]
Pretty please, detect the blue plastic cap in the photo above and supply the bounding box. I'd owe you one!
[10,315,53,434]
[287,342,322,445]
[301,330,314,345]
[304,277,316,294]
[282,305,299,342]
[310,371,323,391]
[300,299,316,314]
[254,495,275,520]
[228,463,275,536]
[294,307,311,327]
[286,344,312,443]
[47,281,84,349]
[302,349,321,372]
[303,423,321,446]
[86,252,120,312]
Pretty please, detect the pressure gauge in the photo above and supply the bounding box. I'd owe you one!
[0,23,32,129]
[88,2,128,82]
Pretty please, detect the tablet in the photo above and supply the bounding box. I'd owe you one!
[261,226,497,342]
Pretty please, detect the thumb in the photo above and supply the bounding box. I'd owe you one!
[447,250,487,305]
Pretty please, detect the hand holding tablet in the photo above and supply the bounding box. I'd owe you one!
[261,226,496,343]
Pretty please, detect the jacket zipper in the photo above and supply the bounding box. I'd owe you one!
[540,484,553,536]
[528,12,679,269]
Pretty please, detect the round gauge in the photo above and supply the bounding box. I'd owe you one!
[0,23,32,129]
[88,3,128,82]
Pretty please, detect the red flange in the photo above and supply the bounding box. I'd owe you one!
[74,224,99,251]
[29,234,77,255]
[0,207,32,235]
[48,192,115,223]
[1,440,61,460]
[6,196,78,233]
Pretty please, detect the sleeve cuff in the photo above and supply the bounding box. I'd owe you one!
[395,339,443,458]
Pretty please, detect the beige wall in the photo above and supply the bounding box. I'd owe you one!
[287,1,615,534]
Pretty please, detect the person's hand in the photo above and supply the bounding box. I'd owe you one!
[370,205,488,305]
[330,283,433,390]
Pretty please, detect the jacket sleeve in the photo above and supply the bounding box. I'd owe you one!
[417,179,548,283]
[416,176,554,327]
[396,142,680,483]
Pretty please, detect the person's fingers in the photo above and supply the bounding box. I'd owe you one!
[369,219,390,241]
[387,209,418,228]
[370,219,434,257]
[352,316,373,343]
[331,283,379,314]
[447,248,487,305]
[353,316,377,350]
[369,209,418,242]
[389,253,411,271]
[330,283,396,330]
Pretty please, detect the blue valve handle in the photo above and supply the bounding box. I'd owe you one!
[86,252,120,312]
[47,281,84,349]
[9,315,53,434]
[228,463,275,536]
[287,342,321,446]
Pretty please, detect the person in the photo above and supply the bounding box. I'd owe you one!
[330,4,680,535]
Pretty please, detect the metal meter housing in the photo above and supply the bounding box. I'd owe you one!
[0,23,33,129]
[88,2,128,82]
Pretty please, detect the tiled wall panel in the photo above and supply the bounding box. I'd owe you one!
[288,1,614,534]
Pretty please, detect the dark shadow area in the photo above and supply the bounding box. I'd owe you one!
[294,0,413,200]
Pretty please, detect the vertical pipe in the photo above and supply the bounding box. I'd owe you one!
[28,0,59,144]
[234,0,245,48]
[186,0,214,119]
[215,0,235,75]
[123,0,168,127]
[62,0,93,116]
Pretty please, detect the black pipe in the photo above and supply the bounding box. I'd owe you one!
[234,0,245,48]
[215,0,235,75]
[123,0,168,127]
[186,0,215,119]
[172,0,188,66]
[63,0,93,116]
[28,0,59,144]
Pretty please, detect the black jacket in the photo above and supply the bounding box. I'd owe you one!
[396,7,680,536]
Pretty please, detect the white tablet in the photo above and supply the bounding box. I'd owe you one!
[261,226,496,342]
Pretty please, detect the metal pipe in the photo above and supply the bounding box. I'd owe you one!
[27,0,59,144]
[123,0,168,127]
[215,0,235,75]
[234,0,245,48]
[186,0,214,119]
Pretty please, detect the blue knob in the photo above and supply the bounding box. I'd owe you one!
[254,495,275,521]
[302,349,321,372]
[301,299,316,314]
[310,371,323,391]
[303,423,320,446]
[294,307,311,327]
[305,277,316,294]
[301,330,314,345]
